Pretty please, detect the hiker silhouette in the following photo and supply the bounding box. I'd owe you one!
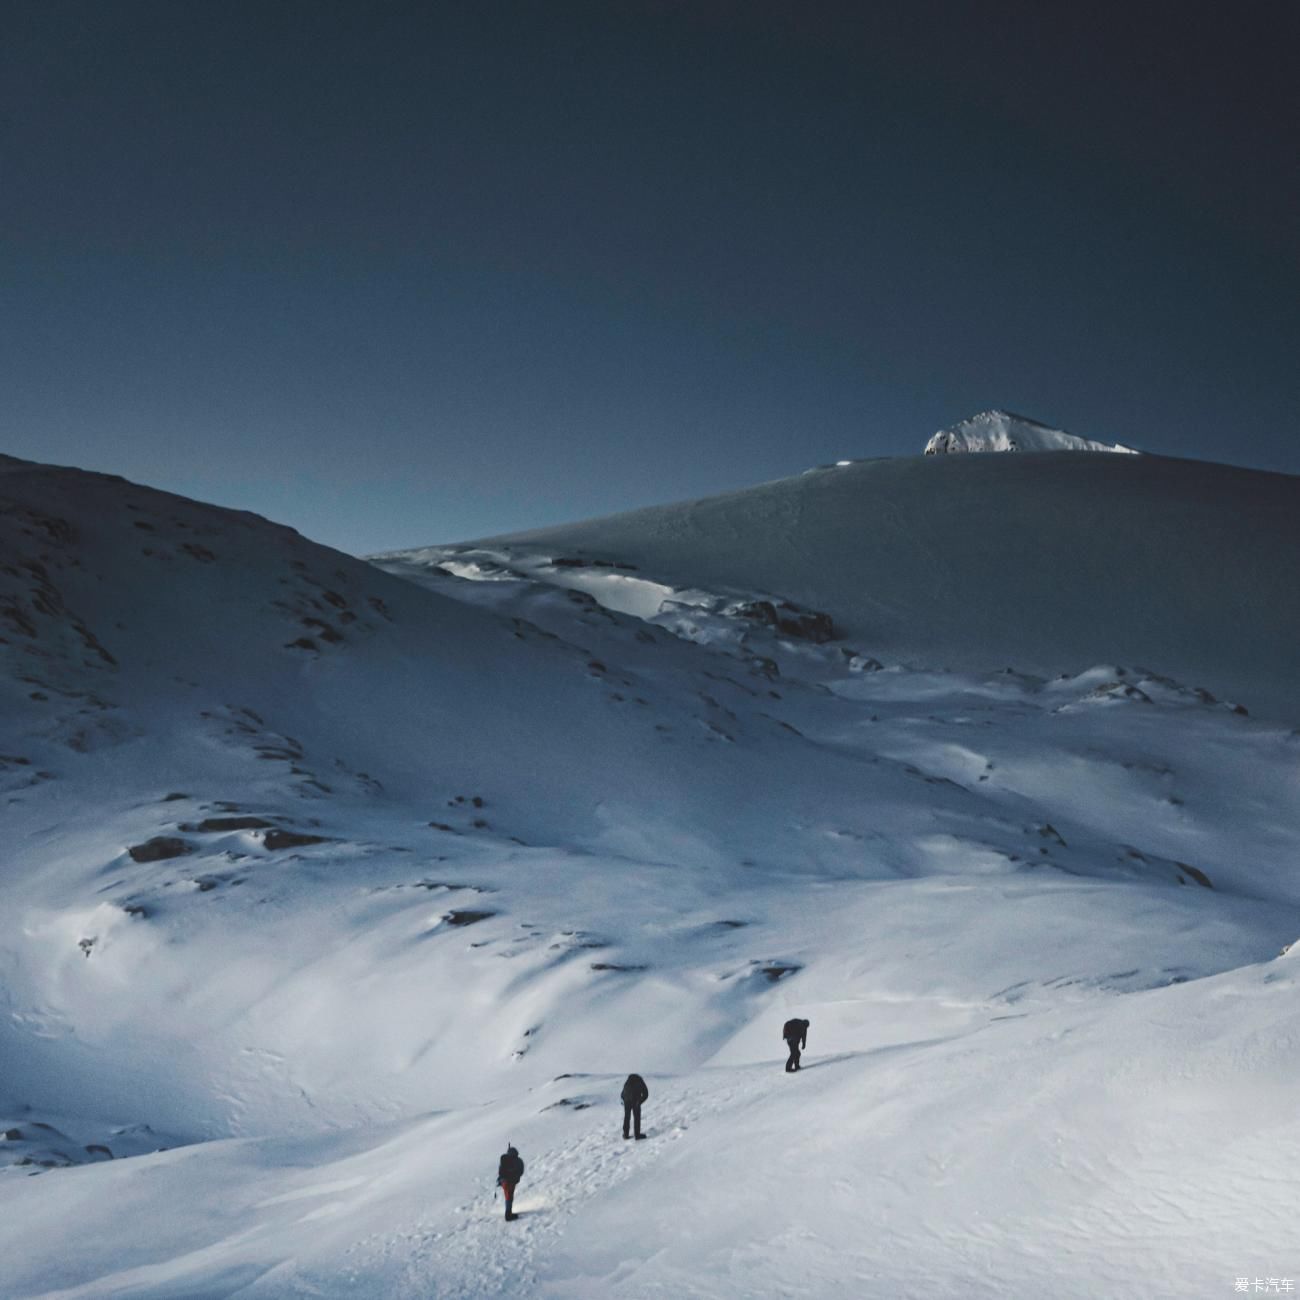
[782,1018,809,1072]
[621,1073,649,1139]
[497,1145,525,1221]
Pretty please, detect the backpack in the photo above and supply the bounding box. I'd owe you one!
[622,1073,648,1104]
[498,1149,524,1183]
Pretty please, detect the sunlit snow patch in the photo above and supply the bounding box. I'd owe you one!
[924,409,1140,455]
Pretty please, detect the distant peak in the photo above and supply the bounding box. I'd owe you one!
[924,411,1140,456]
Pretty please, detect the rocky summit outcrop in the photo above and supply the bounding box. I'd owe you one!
[923,410,1140,456]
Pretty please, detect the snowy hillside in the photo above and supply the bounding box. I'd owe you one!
[441,443,1300,725]
[923,409,1141,455]
[2,448,1299,1298]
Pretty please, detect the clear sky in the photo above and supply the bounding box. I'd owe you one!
[3,1,1296,555]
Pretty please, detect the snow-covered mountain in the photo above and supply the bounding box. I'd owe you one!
[438,441,1300,724]
[923,409,1141,455]
[2,440,1299,1298]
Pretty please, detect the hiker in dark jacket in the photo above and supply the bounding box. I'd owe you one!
[621,1073,649,1140]
[497,1145,524,1221]
[782,1018,810,1072]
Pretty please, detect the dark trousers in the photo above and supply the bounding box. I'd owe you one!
[785,1040,802,1071]
[622,1101,642,1137]
[500,1181,516,1219]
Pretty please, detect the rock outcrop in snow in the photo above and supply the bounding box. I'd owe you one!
[923,410,1140,456]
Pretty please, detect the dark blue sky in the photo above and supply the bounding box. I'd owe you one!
[4,1,1296,554]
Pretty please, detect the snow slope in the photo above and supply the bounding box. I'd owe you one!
[438,445,1300,724]
[2,448,1299,1297]
[923,409,1141,455]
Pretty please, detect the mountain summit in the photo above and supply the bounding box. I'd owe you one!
[924,410,1140,455]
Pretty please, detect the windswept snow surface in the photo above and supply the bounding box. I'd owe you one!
[923,409,1141,455]
[449,446,1300,724]
[2,451,1299,1297]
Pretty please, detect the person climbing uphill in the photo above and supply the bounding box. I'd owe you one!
[497,1144,525,1221]
[783,1017,810,1072]
[621,1072,649,1140]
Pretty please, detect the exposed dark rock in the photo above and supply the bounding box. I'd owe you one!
[284,637,317,651]
[550,929,608,951]
[84,1144,113,1159]
[444,910,496,927]
[841,648,884,672]
[128,836,193,863]
[1088,680,1151,703]
[262,829,329,851]
[590,962,648,972]
[186,816,275,832]
[1177,862,1214,889]
[3,1128,22,1141]
[18,1154,74,1169]
[550,556,637,571]
[757,962,801,982]
[729,599,835,643]
[162,792,189,802]
[768,716,804,737]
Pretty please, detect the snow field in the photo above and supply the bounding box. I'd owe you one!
[2,444,1299,1296]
